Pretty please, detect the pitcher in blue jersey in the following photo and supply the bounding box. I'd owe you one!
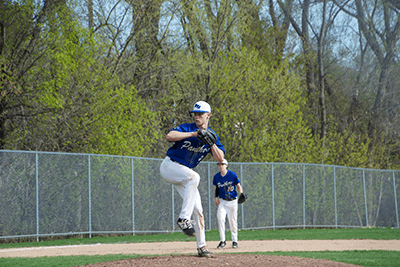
[160,101,225,258]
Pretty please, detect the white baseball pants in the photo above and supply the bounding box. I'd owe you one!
[160,156,206,249]
[217,198,238,242]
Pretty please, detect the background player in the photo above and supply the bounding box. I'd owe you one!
[160,100,225,258]
[213,159,243,249]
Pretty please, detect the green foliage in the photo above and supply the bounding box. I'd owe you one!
[209,48,316,163]
[321,129,371,168]
[367,131,400,170]
[1,3,160,156]
[1,0,399,169]
[88,85,161,156]
[155,45,380,168]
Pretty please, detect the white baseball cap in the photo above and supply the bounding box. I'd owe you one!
[217,159,228,165]
[189,101,211,113]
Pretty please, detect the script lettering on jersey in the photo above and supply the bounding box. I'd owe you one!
[217,181,233,188]
[181,141,210,153]
[217,181,235,192]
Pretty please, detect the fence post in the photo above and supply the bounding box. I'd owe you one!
[303,164,305,229]
[272,163,275,230]
[240,163,244,229]
[131,158,135,235]
[35,152,39,242]
[208,162,211,230]
[334,167,337,228]
[172,184,175,231]
[362,170,369,227]
[88,155,92,238]
[393,171,399,228]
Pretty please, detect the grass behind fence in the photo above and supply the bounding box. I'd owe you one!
[1,228,399,267]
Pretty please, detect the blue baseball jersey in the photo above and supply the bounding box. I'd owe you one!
[213,170,240,199]
[166,123,225,168]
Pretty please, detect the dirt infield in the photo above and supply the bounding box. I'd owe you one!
[1,239,399,266]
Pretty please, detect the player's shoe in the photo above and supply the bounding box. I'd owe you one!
[232,242,238,248]
[197,246,212,258]
[217,241,226,249]
[177,218,195,237]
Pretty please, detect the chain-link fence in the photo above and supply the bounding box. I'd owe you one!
[1,150,399,242]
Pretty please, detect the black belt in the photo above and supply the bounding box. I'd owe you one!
[221,198,236,201]
[169,157,185,166]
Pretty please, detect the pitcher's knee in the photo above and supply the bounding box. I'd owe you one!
[189,172,200,186]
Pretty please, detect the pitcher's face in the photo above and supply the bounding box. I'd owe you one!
[193,112,210,129]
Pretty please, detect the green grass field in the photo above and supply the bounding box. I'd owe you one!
[1,228,399,267]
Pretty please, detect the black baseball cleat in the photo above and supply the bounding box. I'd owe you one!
[217,241,226,249]
[197,246,212,258]
[177,218,195,237]
[232,241,238,248]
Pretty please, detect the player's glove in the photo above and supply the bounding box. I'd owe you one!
[238,193,247,204]
[197,128,217,147]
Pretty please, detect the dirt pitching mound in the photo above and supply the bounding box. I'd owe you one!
[80,254,360,267]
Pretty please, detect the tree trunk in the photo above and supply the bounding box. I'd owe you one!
[88,0,94,31]
[318,0,328,146]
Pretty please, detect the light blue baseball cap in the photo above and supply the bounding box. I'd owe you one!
[189,101,211,113]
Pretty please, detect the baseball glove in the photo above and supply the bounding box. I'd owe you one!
[238,193,247,204]
[197,128,217,147]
